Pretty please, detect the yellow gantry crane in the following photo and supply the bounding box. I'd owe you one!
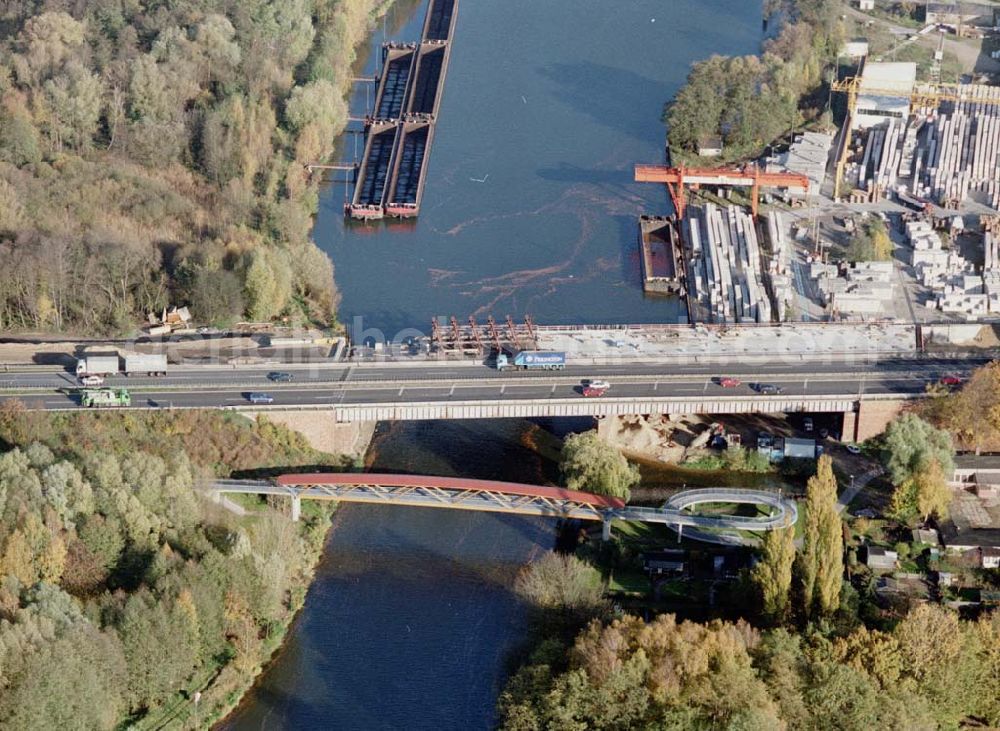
[830,77,1000,199]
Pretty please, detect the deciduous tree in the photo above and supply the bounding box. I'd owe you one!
[797,455,843,617]
[560,431,639,502]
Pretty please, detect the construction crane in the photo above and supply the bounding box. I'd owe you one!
[829,77,1000,198]
[634,164,811,219]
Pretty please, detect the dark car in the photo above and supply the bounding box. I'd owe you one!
[756,383,782,395]
[267,372,293,382]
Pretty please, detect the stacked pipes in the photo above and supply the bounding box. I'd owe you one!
[685,204,772,324]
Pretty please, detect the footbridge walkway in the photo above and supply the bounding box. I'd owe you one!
[208,474,797,542]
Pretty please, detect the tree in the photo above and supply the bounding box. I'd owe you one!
[848,218,892,261]
[189,268,245,326]
[889,457,951,524]
[751,521,795,622]
[882,413,954,486]
[514,553,605,616]
[798,455,843,617]
[0,624,127,730]
[559,431,639,502]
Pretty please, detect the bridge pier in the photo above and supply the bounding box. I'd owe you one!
[601,517,612,541]
[290,495,301,522]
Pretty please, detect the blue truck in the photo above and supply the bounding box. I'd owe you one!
[495,350,566,371]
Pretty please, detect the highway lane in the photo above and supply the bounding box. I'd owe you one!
[0,354,990,392]
[1,369,949,411]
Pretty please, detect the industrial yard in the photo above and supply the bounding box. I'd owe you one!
[636,32,1000,327]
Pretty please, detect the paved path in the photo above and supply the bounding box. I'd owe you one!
[837,466,885,514]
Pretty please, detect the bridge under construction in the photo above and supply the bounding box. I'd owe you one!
[348,0,457,220]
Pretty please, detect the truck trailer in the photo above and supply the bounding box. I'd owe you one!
[495,351,566,371]
[123,353,168,376]
[80,388,131,408]
[76,353,168,377]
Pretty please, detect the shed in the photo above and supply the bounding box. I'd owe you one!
[842,38,870,58]
[857,0,874,10]
[642,550,686,576]
[697,136,724,158]
[912,527,940,546]
[864,546,898,570]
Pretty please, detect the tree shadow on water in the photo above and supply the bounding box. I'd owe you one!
[537,61,670,143]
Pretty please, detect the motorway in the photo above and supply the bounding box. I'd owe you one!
[0,355,989,412]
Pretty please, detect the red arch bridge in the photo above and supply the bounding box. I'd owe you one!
[208,474,797,542]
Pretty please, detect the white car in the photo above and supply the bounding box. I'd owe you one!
[845,444,862,455]
[585,379,611,390]
[79,375,104,387]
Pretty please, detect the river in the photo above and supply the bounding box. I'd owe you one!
[224,1,763,728]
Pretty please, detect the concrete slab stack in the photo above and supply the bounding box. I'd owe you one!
[685,204,773,324]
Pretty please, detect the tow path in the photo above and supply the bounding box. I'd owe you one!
[348,0,457,219]
[207,473,798,543]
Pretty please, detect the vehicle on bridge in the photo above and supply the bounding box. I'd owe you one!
[495,350,566,371]
[80,388,131,408]
[79,375,104,387]
[939,374,963,387]
[268,372,294,382]
[248,392,274,405]
[755,383,782,394]
[716,377,742,388]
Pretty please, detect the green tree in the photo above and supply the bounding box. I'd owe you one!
[560,431,639,502]
[848,218,892,261]
[798,455,843,617]
[882,413,954,486]
[751,521,795,622]
[0,624,127,730]
[889,457,951,524]
[189,268,246,326]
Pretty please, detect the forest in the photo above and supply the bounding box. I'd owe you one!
[0,0,385,333]
[0,404,350,728]
[665,0,843,162]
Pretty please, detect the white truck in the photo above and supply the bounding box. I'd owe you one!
[75,354,121,377]
[75,352,168,378]
[122,353,168,376]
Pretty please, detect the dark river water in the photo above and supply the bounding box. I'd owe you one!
[224,1,763,728]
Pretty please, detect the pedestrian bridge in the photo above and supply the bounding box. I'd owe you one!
[208,474,797,541]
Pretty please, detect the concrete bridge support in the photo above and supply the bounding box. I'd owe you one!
[244,410,376,457]
[290,495,301,522]
[842,399,905,443]
[601,517,612,541]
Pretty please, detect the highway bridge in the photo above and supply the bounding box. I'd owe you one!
[207,473,798,542]
[0,355,987,442]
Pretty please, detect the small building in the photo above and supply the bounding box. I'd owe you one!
[857,0,874,10]
[924,2,994,25]
[642,550,686,576]
[842,38,870,58]
[781,437,819,460]
[854,62,917,130]
[983,546,1000,569]
[912,527,940,547]
[864,545,898,570]
[697,136,724,158]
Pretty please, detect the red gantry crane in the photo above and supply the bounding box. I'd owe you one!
[634,163,811,219]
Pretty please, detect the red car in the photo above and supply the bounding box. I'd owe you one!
[582,386,608,397]
[940,375,963,386]
[717,377,742,388]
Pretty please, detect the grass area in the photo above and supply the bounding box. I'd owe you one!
[608,570,652,596]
